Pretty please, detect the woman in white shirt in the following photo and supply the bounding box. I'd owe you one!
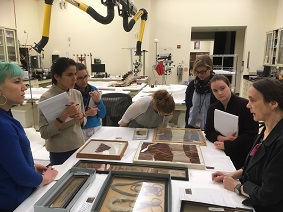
[119,90,175,128]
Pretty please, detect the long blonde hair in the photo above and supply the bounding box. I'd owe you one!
[193,55,213,74]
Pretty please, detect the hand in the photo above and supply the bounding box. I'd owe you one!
[72,111,84,120]
[214,141,225,150]
[34,163,47,175]
[41,166,58,185]
[89,90,101,104]
[223,176,238,192]
[212,171,226,182]
[64,102,81,118]
[86,106,99,117]
[217,132,237,142]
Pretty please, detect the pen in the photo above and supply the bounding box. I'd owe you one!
[65,103,80,106]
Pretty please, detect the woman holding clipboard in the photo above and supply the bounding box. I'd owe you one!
[39,57,86,165]
[205,74,258,169]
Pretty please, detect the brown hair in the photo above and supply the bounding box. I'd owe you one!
[193,55,213,73]
[51,57,76,84]
[210,74,231,86]
[252,78,283,110]
[152,90,175,113]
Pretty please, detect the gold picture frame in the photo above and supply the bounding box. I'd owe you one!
[91,171,171,212]
[76,139,128,160]
[133,141,205,170]
[74,160,189,181]
[153,128,206,146]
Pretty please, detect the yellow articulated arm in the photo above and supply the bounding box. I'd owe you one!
[65,0,115,24]
[33,0,148,56]
[33,0,53,53]
[121,7,148,56]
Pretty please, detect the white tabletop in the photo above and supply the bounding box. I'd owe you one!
[88,81,147,91]
[132,84,187,106]
[24,88,130,101]
[14,126,252,212]
[89,76,148,83]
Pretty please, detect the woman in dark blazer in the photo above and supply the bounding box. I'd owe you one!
[212,78,283,211]
[205,75,259,169]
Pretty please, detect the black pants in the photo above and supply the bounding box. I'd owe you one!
[49,148,78,165]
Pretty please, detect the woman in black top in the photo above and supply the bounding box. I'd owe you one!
[205,75,259,169]
[212,78,283,211]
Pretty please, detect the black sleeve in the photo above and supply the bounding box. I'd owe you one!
[185,81,194,127]
[205,103,221,142]
[224,99,259,168]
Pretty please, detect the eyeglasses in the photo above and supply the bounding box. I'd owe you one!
[156,109,173,117]
[195,68,209,75]
[77,75,89,81]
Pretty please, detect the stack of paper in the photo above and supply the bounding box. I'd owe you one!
[214,109,239,137]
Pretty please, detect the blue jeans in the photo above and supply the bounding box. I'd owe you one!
[49,148,78,165]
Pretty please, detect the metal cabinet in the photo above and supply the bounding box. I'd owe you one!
[0,27,19,63]
[276,28,283,66]
[263,30,278,66]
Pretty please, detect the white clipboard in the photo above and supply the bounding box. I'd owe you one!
[214,109,239,137]
[38,92,71,123]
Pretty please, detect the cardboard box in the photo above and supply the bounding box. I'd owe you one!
[11,104,34,127]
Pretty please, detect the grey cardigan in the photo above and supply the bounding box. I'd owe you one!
[38,84,85,152]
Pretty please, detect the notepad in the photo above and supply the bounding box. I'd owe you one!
[38,92,71,123]
[214,109,238,137]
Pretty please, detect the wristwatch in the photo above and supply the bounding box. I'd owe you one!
[234,182,242,195]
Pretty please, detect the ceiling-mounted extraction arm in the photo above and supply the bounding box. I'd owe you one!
[118,1,148,56]
[33,0,148,56]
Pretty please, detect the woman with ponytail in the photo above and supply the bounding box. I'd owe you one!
[119,90,175,128]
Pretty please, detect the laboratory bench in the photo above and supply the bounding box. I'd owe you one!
[14,126,253,212]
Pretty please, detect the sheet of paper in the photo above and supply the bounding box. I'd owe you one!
[214,109,239,137]
[38,92,71,123]
[180,187,253,210]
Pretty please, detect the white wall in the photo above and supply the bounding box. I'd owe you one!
[0,0,15,28]
[1,0,282,86]
[276,0,283,28]
[147,0,279,85]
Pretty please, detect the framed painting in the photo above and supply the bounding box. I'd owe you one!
[133,142,205,170]
[91,171,171,212]
[74,160,189,181]
[180,200,253,212]
[34,168,96,212]
[153,128,206,146]
[76,139,128,160]
[133,128,149,140]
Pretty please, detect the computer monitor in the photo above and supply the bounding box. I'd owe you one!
[91,64,105,73]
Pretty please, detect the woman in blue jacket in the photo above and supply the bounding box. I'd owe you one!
[0,62,58,211]
[74,63,106,140]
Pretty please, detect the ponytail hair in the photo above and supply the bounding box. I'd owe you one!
[152,89,175,113]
